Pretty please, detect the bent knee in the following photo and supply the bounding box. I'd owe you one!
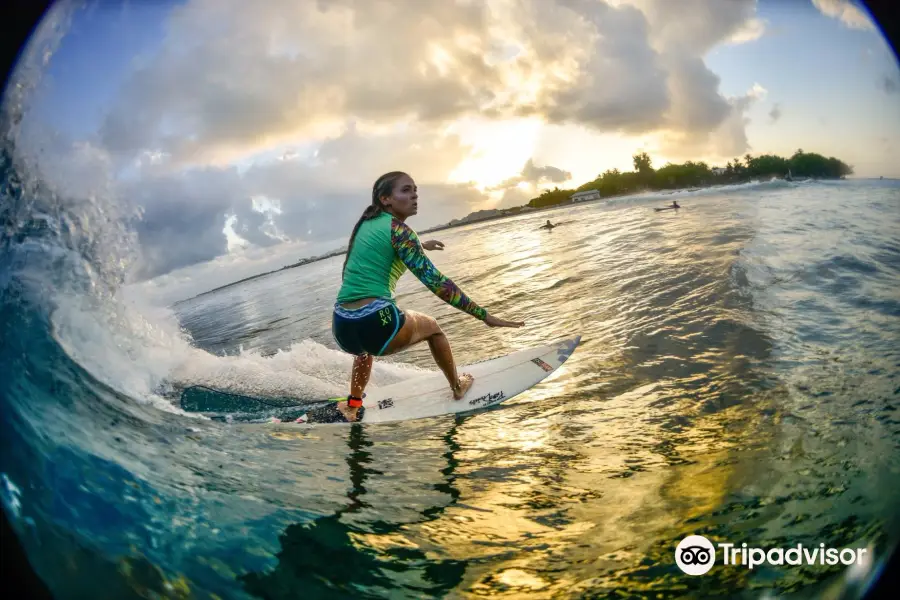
[421,316,443,338]
[407,311,442,339]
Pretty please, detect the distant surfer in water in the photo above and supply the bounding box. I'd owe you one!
[656,201,680,211]
[540,219,556,230]
[332,171,524,422]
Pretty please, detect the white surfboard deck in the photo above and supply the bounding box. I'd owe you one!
[300,335,581,425]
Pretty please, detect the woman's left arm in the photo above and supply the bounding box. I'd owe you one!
[391,220,487,320]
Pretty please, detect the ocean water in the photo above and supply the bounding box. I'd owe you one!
[3,150,900,598]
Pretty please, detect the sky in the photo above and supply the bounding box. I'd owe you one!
[9,0,900,303]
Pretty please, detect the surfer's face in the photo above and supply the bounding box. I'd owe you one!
[382,174,418,219]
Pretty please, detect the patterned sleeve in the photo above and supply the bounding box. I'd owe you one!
[390,219,487,320]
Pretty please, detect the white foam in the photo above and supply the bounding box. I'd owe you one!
[50,286,433,413]
[51,288,196,414]
[166,338,430,402]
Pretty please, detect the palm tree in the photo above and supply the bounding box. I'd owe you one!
[632,151,652,174]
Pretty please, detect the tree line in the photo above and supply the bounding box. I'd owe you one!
[526,149,853,209]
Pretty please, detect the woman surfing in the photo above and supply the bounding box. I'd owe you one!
[332,171,524,422]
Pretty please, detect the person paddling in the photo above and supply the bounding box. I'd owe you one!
[332,171,524,422]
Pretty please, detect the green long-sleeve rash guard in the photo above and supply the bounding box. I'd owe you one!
[336,212,487,320]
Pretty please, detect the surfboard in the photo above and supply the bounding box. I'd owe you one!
[654,206,679,212]
[180,335,581,425]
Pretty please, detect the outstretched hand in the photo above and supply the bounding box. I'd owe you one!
[484,314,525,328]
[422,240,445,251]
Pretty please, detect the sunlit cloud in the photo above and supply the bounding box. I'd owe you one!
[17,0,897,288]
[727,18,767,44]
[811,0,875,30]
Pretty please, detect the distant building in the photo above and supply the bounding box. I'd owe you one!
[570,189,601,202]
[712,167,726,176]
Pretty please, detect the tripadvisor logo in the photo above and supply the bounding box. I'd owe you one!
[675,534,869,576]
[676,535,716,575]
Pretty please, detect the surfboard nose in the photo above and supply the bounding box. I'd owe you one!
[555,336,581,362]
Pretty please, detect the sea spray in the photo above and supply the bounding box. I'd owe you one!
[0,1,378,415]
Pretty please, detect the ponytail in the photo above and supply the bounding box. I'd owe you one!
[342,171,408,278]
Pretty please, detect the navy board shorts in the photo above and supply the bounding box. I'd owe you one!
[332,298,406,356]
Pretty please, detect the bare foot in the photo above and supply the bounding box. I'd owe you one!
[452,373,475,400]
[336,401,360,422]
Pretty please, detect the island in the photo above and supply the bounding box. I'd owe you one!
[406,148,851,229]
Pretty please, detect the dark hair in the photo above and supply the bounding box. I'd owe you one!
[342,171,408,278]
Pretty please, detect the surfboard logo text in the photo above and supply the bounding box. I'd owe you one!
[469,391,505,407]
[531,358,553,372]
[377,398,394,410]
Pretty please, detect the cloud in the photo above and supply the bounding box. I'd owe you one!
[485,157,573,210]
[99,0,502,166]
[769,103,783,123]
[659,83,767,158]
[521,159,572,184]
[118,123,487,278]
[540,0,764,159]
[99,0,765,166]
[492,159,572,190]
[727,18,767,44]
[633,0,766,52]
[70,0,771,279]
[812,0,875,30]
[504,0,671,132]
[124,166,241,279]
